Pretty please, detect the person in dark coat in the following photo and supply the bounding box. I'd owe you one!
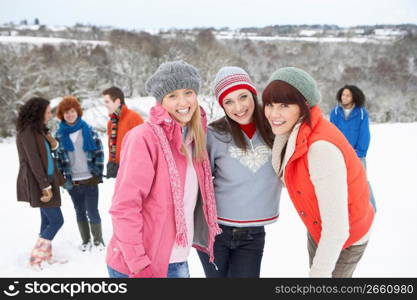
[16,97,65,269]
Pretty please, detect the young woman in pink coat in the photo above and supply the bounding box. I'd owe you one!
[106,61,221,278]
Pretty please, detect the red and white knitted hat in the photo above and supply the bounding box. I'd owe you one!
[212,66,257,107]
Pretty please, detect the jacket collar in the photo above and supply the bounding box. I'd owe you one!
[289,105,323,162]
[108,104,128,119]
[336,104,363,120]
[119,104,128,118]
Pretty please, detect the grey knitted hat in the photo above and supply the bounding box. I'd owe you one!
[268,67,321,107]
[145,60,201,102]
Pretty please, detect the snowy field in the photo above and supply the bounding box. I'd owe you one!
[0,119,416,278]
[215,33,398,44]
[0,33,399,47]
[0,35,110,46]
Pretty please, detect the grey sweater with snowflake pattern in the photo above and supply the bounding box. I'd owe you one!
[207,126,282,227]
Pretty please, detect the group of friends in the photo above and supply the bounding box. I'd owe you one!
[15,60,375,278]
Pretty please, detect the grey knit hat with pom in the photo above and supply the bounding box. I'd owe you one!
[145,60,201,102]
[268,67,321,107]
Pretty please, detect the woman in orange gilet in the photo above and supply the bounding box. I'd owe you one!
[262,67,375,277]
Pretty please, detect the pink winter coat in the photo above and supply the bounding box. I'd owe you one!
[106,103,220,278]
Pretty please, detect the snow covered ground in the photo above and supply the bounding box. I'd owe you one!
[215,33,399,44]
[0,112,416,277]
[0,35,110,46]
[0,33,399,48]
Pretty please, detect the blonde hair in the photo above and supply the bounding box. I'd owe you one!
[183,105,206,161]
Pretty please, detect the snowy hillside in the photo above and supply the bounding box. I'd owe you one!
[1,23,416,140]
[215,33,397,43]
[0,99,416,277]
[0,35,110,46]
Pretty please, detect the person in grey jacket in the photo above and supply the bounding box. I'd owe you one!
[197,66,282,278]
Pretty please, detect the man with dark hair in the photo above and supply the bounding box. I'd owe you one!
[102,87,144,178]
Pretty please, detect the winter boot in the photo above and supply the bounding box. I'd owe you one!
[77,221,92,252]
[90,223,105,251]
[29,237,52,270]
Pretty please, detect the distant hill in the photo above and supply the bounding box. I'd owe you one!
[0,23,416,136]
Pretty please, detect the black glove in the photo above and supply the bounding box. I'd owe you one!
[106,162,119,178]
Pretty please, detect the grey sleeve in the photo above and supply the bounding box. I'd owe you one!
[206,127,217,174]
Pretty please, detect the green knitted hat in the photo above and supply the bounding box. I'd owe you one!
[268,67,321,107]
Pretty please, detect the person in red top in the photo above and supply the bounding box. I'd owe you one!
[102,87,144,178]
[197,66,282,278]
[262,67,375,277]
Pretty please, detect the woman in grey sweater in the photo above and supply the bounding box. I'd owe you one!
[197,66,282,277]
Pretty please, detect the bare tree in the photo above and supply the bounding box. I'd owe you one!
[0,47,48,136]
[107,47,156,97]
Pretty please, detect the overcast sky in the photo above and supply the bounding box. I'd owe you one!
[1,0,416,30]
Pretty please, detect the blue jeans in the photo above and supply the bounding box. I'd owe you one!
[167,261,189,278]
[107,266,129,278]
[107,262,190,278]
[197,224,265,278]
[360,158,377,212]
[40,207,64,240]
[68,184,101,224]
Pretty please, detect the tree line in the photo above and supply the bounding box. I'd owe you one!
[0,27,416,137]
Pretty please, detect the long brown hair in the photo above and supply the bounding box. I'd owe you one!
[16,97,50,133]
[210,93,274,150]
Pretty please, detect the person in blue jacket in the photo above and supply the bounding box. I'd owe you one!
[330,85,376,211]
